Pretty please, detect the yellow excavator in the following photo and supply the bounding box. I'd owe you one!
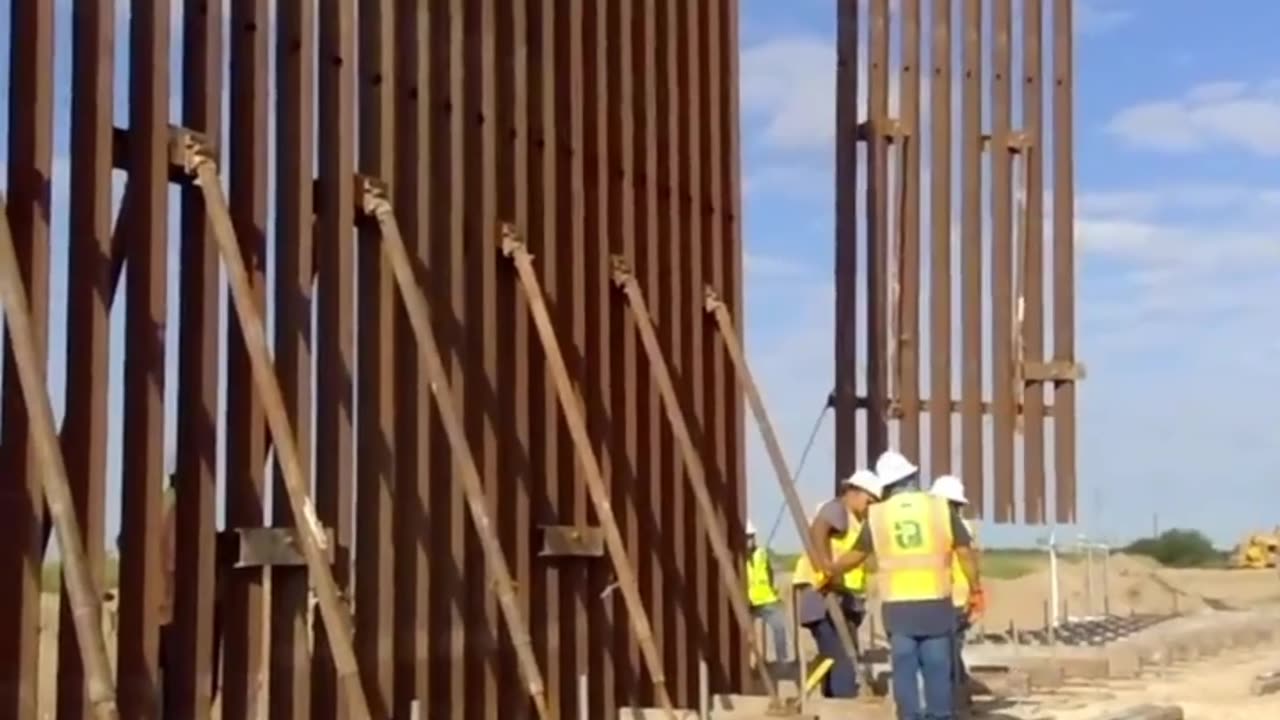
[1232,529,1280,569]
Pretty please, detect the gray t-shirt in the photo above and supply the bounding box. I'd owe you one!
[794,499,853,625]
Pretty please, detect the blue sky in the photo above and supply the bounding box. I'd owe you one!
[740,0,1280,549]
[2,0,1278,556]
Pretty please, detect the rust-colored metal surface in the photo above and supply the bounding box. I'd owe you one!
[2,1,746,718]
[834,0,1080,523]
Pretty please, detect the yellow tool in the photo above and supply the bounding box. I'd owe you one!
[804,657,835,697]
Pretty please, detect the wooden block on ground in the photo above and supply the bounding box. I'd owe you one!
[1251,671,1280,696]
[1088,704,1183,720]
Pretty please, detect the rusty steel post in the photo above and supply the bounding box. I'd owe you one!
[499,224,676,718]
[959,0,985,515]
[928,0,953,481]
[0,204,119,720]
[834,0,860,482]
[898,0,923,462]
[1052,0,1079,524]
[184,139,373,720]
[611,256,782,707]
[704,288,870,695]
[865,0,890,460]
[362,191,551,720]
[1022,0,1049,525]
[991,0,1015,522]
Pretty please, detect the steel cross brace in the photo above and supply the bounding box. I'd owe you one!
[704,287,872,698]
[498,224,678,719]
[358,183,551,720]
[181,133,373,720]
[609,256,793,714]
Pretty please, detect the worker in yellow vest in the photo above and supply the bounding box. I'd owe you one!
[831,470,878,640]
[745,520,791,662]
[930,474,985,704]
[791,470,883,697]
[828,451,982,720]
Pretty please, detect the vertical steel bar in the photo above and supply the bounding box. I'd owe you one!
[314,0,358,714]
[960,0,984,515]
[561,2,591,713]
[169,2,221,718]
[991,0,1015,522]
[611,260,780,703]
[1022,0,1048,524]
[224,0,270,714]
[363,199,551,720]
[633,0,667,704]
[500,229,676,716]
[1052,0,1077,524]
[393,1,430,715]
[866,0,890,461]
[272,1,317,716]
[834,0,860,484]
[899,0,923,461]
[188,150,373,720]
[528,0,564,712]
[0,0,53,713]
[117,0,170,714]
[0,211,118,720]
[611,0,646,696]
[59,0,117,716]
[582,0,619,709]
[493,0,535,712]
[928,0,953,480]
[355,0,397,713]
[657,0,691,700]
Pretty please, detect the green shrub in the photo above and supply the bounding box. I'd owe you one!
[1124,529,1222,568]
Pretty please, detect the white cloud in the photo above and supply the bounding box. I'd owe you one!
[1107,80,1280,155]
[1075,1,1135,35]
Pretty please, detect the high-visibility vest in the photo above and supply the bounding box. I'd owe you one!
[867,491,954,603]
[831,514,867,594]
[746,547,779,607]
[951,517,978,607]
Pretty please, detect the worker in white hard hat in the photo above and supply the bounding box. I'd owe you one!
[790,469,883,697]
[745,520,791,663]
[930,474,985,705]
[827,450,982,719]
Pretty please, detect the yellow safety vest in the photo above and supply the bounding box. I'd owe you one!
[746,547,779,607]
[831,514,867,593]
[867,491,954,603]
[951,517,977,607]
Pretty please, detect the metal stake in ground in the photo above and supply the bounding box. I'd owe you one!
[705,287,870,695]
[610,256,784,708]
[184,137,373,720]
[362,185,550,720]
[0,202,120,720]
[499,224,676,719]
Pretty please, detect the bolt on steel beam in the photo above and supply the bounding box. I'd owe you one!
[359,181,551,720]
[610,255,784,709]
[0,202,119,720]
[499,223,677,719]
[181,134,373,720]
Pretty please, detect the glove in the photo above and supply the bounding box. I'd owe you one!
[967,588,986,622]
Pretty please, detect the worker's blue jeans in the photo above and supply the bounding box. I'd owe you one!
[750,602,791,662]
[806,616,858,698]
[889,631,954,719]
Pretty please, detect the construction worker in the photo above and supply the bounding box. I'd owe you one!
[791,470,883,698]
[831,470,880,642]
[829,451,982,720]
[930,474,985,704]
[745,520,791,662]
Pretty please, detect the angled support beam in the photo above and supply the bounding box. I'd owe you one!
[181,131,373,720]
[359,179,551,720]
[609,256,786,711]
[704,286,870,697]
[0,199,119,720]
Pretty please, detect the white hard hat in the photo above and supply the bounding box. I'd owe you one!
[842,469,883,499]
[874,450,918,486]
[746,520,757,535]
[930,474,968,505]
